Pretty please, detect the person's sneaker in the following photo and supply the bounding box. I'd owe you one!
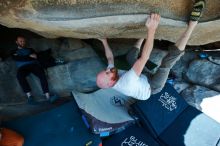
[49,95,59,103]
[55,58,65,65]
[27,96,38,105]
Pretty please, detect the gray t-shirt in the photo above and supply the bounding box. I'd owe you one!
[113,69,151,100]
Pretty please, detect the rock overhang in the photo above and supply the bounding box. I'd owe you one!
[0,0,220,45]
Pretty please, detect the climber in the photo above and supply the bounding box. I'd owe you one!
[96,0,205,100]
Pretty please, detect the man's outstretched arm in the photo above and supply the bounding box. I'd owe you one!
[99,39,114,67]
[132,13,160,76]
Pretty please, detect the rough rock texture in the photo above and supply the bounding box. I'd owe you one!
[208,56,220,65]
[28,38,102,61]
[0,59,25,103]
[181,85,220,111]
[173,81,190,94]
[186,59,220,92]
[0,0,220,45]
[172,51,198,81]
[92,39,137,57]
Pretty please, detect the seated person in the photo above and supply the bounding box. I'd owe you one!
[12,36,58,104]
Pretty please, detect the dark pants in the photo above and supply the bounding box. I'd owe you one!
[126,45,184,95]
[16,64,49,94]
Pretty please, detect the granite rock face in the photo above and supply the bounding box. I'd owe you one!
[172,51,198,81]
[0,59,26,104]
[186,59,220,92]
[0,0,220,45]
[181,85,220,110]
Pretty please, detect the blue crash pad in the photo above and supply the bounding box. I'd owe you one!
[72,88,135,136]
[103,125,160,146]
[133,83,188,137]
[159,106,220,146]
[2,101,102,146]
[133,83,220,146]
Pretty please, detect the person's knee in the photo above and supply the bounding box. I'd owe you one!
[126,47,140,66]
[151,87,163,95]
[168,45,185,56]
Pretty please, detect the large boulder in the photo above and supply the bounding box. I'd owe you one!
[181,85,220,111]
[173,81,190,94]
[56,38,98,62]
[28,38,99,62]
[0,0,219,45]
[172,51,198,81]
[186,59,220,92]
[181,85,220,123]
[91,39,137,57]
[0,59,26,104]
